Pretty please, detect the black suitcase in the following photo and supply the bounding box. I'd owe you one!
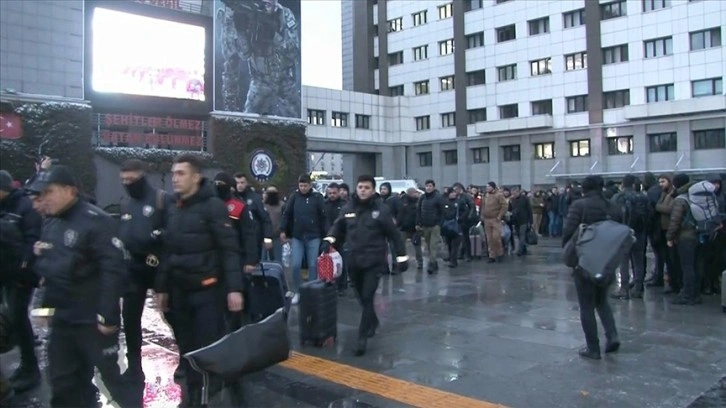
[246,262,290,323]
[298,280,337,347]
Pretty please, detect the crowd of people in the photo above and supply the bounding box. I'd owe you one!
[0,154,724,406]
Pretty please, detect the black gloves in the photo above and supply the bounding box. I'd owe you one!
[319,240,332,255]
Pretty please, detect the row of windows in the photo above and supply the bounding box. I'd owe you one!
[386,27,721,69]
[416,128,725,167]
[307,110,371,129]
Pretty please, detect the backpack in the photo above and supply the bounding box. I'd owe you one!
[676,181,722,235]
[617,191,649,233]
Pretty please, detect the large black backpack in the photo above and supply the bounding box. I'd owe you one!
[618,191,650,233]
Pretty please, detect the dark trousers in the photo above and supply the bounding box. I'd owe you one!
[573,272,618,350]
[171,286,227,395]
[338,247,350,290]
[515,224,528,255]
[10,284,38,368]
[122,270,155,365]
[460,222,472,259]
[677,238,701,300]
[668,244,683,292]
[702,234,725,292]
[48,322,128,408]
[650,231,668,283]
[444,235,462,265]
[351,265,380,338]
[619,232,647,291]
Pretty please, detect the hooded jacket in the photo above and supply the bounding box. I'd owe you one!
[666,182,697,242]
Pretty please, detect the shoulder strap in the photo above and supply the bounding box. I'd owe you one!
[156,189,165,212]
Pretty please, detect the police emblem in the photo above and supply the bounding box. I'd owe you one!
[227,204,235,212]
[249,149,277,181]
[142,205,154,217]
[64,229,78,247]
[372,211,380,219]
[121,213,132,221]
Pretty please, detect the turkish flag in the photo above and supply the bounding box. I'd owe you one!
[0,113,22,140]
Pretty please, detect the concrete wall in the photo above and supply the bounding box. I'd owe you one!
[0,0,84,98]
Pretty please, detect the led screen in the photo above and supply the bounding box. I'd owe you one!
[91,8,206,101]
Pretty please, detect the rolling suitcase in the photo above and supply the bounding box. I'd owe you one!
[298,280,337,347]
[246,262,290,323]
[469,224,483,258]
[721,270,725,313]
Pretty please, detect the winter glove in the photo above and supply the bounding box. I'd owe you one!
[319,240,332,255]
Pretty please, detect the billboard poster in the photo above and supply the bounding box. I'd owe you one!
[214,0,301,119]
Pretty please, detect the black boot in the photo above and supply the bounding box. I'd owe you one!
[578,347,601,360]
[366,320,380,338]
[9,363,41,393]
[353,337,367,356]
[605,339,621,354]
[123,353,145,383]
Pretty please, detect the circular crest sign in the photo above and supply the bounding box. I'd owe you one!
[249,149,276,181]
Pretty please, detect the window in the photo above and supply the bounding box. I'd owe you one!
[643,0,669,12]
[534,142,555,160]
[466,32,485,49]
[472,147,489,163]
[466,69,486,86]
[355,114,370,129]
[502,145,521,161]
[388,17,403,33]
[440,75,455,91]
[331,111,348,127]
[418,152,432,167]
[531,99,553,115]
[465,0,483,12]
[530,58,552,76]
[499,104,519,119]
[646,84,674,102]
[607,136,634,155]
[307,109,325,125]
[690,28,722,51]
[468,108,487,124]
[415,115,430,131]
[566,95,588,113]
[565,52,587,70]
[413,45,428,61]
[644,37,673,58]
[563,9,585,28]
[649,132,677,152]
[389,51,404,66]
[603,89,630,109]
[414,80,430,95]
[693,129,726,150]
[412,10,427,27]
[570,139,590,157]
[441,112,456,128]
[439,39,455,56]
[389,85,404,96]
[528,17,550,36]
[444,150,458,165]
[692,78,723,97]
[496,25,516,43]
[438,3,452,19]
[601,0,627,20]
[603,44,629,64]
[497,64,517,81]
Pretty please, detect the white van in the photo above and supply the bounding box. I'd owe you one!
[378,179,419,195]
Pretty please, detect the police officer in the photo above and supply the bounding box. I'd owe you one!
[234,173,273,260]
[322,175,408,356]
[0,170,42,394]
[116,160,172,383]
[27,166,130,407]
[214,172,260,273]
[155,155,244,406]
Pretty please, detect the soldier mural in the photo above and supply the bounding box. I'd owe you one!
[215,0,301,118]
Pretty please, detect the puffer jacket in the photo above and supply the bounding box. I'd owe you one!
[665,182,697,242]
[481,190,507,220]
[562,191,620,246]
[654,188,675,231]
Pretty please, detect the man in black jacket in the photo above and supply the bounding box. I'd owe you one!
[234,173,274,259]
[214,172,260,272]
[0,170,43,394]
[116,160,172,383]
[452,183,476,261]
[324,182,345,232]
[562,175,620,360]
[27,166,130,406]
[322,175,408,356]
[155,155,244,405]
[416,180,445,274]
[399,188,422,269]
[280,174,326,303]
[510,188,533,256]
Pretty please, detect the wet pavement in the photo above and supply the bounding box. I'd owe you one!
[2,237,725,407]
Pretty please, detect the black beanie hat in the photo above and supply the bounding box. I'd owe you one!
[672,173,689,189]
[582,175,603,193]
[213,172,235,187]
[0,170,13,192]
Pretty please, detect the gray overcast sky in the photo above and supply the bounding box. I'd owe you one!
[300,0,342,90]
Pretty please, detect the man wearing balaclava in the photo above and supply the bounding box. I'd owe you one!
[117,160,173,389]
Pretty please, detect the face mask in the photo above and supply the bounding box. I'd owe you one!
[124,176,146,199]
[265,192,280,205]
[216,184,232,200]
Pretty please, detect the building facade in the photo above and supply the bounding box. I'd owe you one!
[320,0,726,189]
